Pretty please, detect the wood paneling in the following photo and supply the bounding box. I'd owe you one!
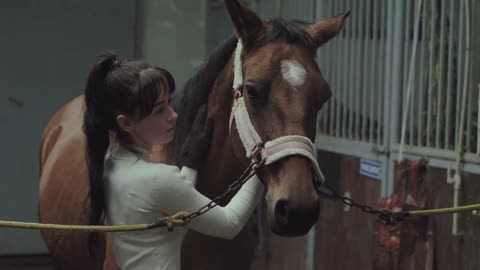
[314,151,381,270]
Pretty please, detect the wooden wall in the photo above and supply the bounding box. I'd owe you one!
[314,151,381,270]
[424,165,480,270]
[312,151,480,270]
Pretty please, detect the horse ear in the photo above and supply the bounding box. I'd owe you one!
[224,0,265,50]
[306,11,350,48]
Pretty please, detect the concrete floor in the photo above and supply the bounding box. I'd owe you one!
[0,255,53,270]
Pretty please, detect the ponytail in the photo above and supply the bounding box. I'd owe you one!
[83,51,119,259]
[82,50,176,259]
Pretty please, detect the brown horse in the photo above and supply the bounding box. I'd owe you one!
[38,1,348,269]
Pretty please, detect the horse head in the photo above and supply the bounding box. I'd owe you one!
[204,0,349,236]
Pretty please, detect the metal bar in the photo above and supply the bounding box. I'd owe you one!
[316,0,325,133]
[319,1,330,135]
[403,0,412,145]
[404,0,412,92]
[338,0,346,138]
[284,0,290,18]
[347,0,355,139]
[341,0,347,139]
[335,0,342,137]
[328,0,337,136]
[324,16,331,135]
[321,0,329,136]
[466,1,473,153]
[354,0,363,141]
[410,1,417,146]
[391,1,406,143]
[408,0,416,146]
[476,1,480,155]
[363,0,371,142]
[387,0,407,198]
[409,74,416,144]
[314,0,323,133]
[353,0,359,140]
[436,0,447,148]
[306,227,316,270]
[383,0,394,147]
[378,0,387,145]
[324,0,334,136]
[417,0,428,146]
[455,0,465,148]
[312,0,318,23]
[400,0,422,161]
[361,0,374,142]
[478,83,480,154]
[296,0,301,19]
[354,0,362,141]
[369,0,377,143]
[293,0,298,19]
[445,0,456,149]
[286,0,290,17]
[467,67,473,152]
[275,0,281,17]
[427,0,437,148]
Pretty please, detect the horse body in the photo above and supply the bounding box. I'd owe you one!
[39,1,349,269]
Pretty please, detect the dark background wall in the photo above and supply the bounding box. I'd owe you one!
[0,0,135,254]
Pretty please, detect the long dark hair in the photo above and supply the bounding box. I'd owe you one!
[83,51,175,259]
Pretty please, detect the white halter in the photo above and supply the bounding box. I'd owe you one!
[229,40,325,184]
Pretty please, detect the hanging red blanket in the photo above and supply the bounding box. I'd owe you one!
[374,159,433,270]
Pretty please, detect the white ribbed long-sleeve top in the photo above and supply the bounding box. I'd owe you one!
[104,144,264,270]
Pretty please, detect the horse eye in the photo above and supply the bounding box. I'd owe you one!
[246,85,265,106]
[246,86,258,98]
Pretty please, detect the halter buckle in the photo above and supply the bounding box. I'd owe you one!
[234,88,242,99]
[250,145,262,158]
[249,145,267,169]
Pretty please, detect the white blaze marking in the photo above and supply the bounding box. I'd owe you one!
[281,60,307,90]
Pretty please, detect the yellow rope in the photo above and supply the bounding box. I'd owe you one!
[0,221,150,232]
[408,204,480,217]
[0,211,190,232]
[2,204,480,231]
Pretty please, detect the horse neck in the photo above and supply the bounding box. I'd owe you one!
[196,55,245,197]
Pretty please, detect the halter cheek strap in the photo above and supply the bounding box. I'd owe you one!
[229,40,326,184]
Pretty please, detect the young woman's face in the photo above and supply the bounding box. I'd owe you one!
[124,93,178,150]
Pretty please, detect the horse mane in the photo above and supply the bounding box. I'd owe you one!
[255,18,314,49]
[162,34,237,165]
[162,74,212,165]
[163,19,313,165]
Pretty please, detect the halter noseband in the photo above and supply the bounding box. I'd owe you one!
[228,40,326,185]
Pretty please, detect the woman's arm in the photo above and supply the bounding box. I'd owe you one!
[151,167,264,239]
[178,166,198,186]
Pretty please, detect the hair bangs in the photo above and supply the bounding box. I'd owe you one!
[136,67,176,119]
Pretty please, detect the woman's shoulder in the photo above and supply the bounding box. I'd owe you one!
[107,144,185,184]
[111,156,178,180]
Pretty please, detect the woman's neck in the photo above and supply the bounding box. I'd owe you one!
[151,144,167,163]
[132,143,168,163]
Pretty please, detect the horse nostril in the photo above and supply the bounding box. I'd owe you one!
[274,199,289,225]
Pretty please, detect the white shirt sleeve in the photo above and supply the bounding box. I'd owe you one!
[150,166,264,240]
[178,166,198,186]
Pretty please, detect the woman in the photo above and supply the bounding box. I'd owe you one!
[82,37,264,269]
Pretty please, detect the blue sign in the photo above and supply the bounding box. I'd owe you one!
[359,159,382,180]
